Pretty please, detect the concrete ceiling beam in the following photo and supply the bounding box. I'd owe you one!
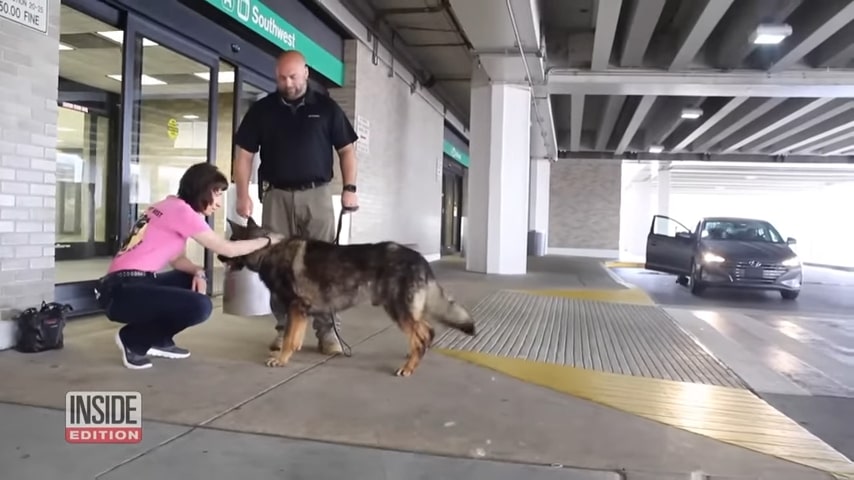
[590,0,623,70]
[720,97,835,152]
[619,0,666,67]
[746,101,854,152]
[671,97,749,152]
[595,95,626,150]
[546,69,854,97]
[669,0,736,70]
[769,0,854,71]
[616,95,656,154]
[692,97,786,152]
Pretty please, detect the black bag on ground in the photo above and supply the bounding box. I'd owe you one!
[15,301,73,353]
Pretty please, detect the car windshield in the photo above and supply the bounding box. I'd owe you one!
[700,220,785,243]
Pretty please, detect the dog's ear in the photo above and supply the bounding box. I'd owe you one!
[226,218,242,231]
[246,216,259,229]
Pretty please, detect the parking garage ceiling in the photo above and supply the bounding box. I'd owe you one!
[629,160,854,193]
[337,0,854,162]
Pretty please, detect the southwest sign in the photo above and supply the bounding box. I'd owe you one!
[207,0,345,86]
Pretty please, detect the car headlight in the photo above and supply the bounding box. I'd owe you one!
[702,252,725,263]
[782,256,801,267]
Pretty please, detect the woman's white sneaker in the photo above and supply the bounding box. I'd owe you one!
[146,344,191,359]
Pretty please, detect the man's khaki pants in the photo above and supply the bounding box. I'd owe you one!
[261,184,338,345]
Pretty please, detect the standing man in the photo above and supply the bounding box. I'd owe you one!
[232,50,360,355]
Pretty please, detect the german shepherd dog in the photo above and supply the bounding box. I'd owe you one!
[218,217,476,377]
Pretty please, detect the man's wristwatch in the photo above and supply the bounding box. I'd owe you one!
[343,184,357,193]
[194,270,207,280]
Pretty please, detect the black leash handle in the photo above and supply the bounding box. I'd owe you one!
[333,205,359,246]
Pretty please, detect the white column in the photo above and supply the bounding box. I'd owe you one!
[465,78,532,275]
[528,158,550,247]
[657,164,670,217]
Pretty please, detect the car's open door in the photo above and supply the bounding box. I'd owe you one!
[645,215,695,275]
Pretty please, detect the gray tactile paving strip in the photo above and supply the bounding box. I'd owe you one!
[436,290,747,389]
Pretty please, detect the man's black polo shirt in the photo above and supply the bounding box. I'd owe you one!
[234,88,359,187]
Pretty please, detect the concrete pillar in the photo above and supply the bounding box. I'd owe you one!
[465,77,532,275]
[528,158,550,248]
[657,166,670,217]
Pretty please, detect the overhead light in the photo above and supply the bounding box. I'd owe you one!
[182,114,200,119]
[96,31,158,47]
[193,71,236,83]
[59,43,73,51]
[649,145,664,154]
[106,74,167,85]
[745,175,757,180]
[681,108,703,119]
[751,23,792,45]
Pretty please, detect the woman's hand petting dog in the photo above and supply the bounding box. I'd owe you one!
[267,232,286,245]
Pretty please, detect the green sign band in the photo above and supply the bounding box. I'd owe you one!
[443,139,469,168]
[204,0,345,86]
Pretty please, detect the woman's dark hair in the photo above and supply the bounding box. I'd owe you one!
[177,163,229,212]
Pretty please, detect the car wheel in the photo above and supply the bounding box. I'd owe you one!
[781,289,800,300]
[689,260,706,295]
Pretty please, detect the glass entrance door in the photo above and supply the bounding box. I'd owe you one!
[441,170,463,255]
[55,104,116,265]
[55,4,124,285]
[122,15,222,281]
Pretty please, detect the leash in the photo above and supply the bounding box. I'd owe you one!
[329,204,359,357]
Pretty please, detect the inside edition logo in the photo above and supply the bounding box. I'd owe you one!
[65,391,142,444]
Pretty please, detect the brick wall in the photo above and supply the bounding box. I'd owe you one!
[548,159,622,251]
[328,40,445,255]
[0,0,61,320]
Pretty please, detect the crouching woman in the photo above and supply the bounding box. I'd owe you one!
[95,162,283,370]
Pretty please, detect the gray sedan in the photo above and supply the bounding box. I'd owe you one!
[645,216,803,299]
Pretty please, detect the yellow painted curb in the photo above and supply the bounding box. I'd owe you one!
[437,349,854,479]
[603,260,645,269]
[521,287,656,306]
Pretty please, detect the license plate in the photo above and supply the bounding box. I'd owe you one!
[745,268,763,278]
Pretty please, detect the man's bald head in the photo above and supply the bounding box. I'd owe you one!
[275,50,309,101]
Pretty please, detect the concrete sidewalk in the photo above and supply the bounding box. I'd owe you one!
[0,256,848,479]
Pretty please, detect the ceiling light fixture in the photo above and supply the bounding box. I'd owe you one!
[193,71,236,84]
[750,23,792,45]
[59,43,73,51]
[182,114,200,119]
[649,145,664,154]
[681,108,703,119]
[96,31,158,47]
[106,74,167,85]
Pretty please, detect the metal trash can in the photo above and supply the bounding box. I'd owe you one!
[527,230,546,256]
[221,183,271,317]
[222,266,271,317]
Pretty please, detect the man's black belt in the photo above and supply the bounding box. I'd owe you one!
[269,180,328,191]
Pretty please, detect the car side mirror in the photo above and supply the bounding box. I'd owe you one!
[787,237,797,245]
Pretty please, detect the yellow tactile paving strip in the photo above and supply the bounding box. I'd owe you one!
[441,269,854,479]
[603,260,645,269]
[521,287,656,306]
[437,350,854,479]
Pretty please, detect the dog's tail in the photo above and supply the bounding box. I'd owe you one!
[423,280,476,335]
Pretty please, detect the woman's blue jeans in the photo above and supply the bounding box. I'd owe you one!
[97,270,213,355]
